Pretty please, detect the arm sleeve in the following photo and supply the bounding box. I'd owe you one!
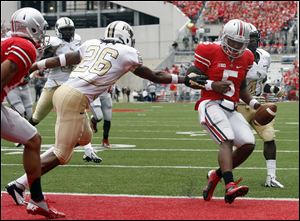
[6,40,36,72]
[194,43,211,73]
[127,48,143,72]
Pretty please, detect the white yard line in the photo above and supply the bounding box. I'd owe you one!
[1,163,298,170]
[20,136,299,142]
[1,147,299,153]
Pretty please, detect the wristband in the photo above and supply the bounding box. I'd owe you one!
[59,54,67,67]
[205,80,214,90]
[171,74,178,84]
[36,59,46,70]
[249,98,259,109]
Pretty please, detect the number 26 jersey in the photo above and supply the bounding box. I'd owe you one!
[66,39,143,103]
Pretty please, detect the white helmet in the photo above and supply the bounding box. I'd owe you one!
[104,21,135,47]
[221,19,250,58]
[55,17,75,42]
[10,7,48,49]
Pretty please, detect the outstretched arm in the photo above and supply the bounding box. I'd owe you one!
[133,65,185,84]
[30,51,82,73]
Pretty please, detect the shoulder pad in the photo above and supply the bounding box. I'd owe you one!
[257,48,270,58]
[74,33,81,42]
[48,36,63,47]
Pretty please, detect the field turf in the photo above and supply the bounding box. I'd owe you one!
[1,101,299,199]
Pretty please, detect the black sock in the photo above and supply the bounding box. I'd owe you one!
[30,178,44,202]
[216,168,223,178]
[222,171,234,185]
[103,120,111,139]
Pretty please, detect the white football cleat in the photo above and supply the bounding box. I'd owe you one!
[265,175,284,188]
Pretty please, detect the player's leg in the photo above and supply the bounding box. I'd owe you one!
[101,94,112,148]
[6,88,25,117]
[82,97,103,162]
[29,87,57,126]
[2,105,44,205]
[252,119,284,188]
[200,101,250,203]
[7,88,27,147]
[21,85,34,120]
[89,97,103,133]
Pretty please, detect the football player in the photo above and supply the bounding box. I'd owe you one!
[237,23,284,188]
[6,79,33,120]
[90,90,113,147]
[2,7,64,218]
[7,20,202,203]
[27,17,102,163]
[189,19,262,203]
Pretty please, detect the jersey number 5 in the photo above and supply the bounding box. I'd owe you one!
[222,69,238,97]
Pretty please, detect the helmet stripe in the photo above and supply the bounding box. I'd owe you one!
[11,11,18,32]
[239,21,244,37]
[110,21,119,38]
[107,23,114,37]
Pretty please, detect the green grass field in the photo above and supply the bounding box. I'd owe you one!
[1,101,299,199]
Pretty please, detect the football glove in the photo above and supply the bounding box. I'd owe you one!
[184,72,208,89]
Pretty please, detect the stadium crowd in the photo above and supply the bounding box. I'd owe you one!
[168,1,297,54]
[283,60,299,100]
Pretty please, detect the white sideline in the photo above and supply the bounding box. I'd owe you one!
[1,191,298,201]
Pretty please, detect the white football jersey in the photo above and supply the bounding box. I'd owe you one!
[246,48,271,96]
[65,39,143,103]
[44,34,81,88]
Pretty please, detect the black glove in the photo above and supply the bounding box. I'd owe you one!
[184,73,208,88]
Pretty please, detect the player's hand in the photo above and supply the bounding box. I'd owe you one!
[184,72,208,89]
[29,62,38,73]
[211,81,231,94]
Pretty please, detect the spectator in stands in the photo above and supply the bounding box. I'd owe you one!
[183,36,190,50]
[113,85,120,102]
[148,83,157,102]
[172,41,178,51]
[142,89,149,102]
[169,83,177,102]
[126,87,131,102]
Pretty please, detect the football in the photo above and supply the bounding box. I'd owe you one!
[253,103,277,126]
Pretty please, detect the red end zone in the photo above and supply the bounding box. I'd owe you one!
[1,193,299,220]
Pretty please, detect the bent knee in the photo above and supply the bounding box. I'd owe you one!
[24,133,41,149]
[53,148,73,165]
[243,143,255,152]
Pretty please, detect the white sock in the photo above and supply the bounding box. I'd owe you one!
[266,160,276,177]
[15,174,29,190]
[83,143,93,156]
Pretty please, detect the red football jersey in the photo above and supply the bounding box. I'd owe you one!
[1,37,36,102]
[194,42,254,109]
